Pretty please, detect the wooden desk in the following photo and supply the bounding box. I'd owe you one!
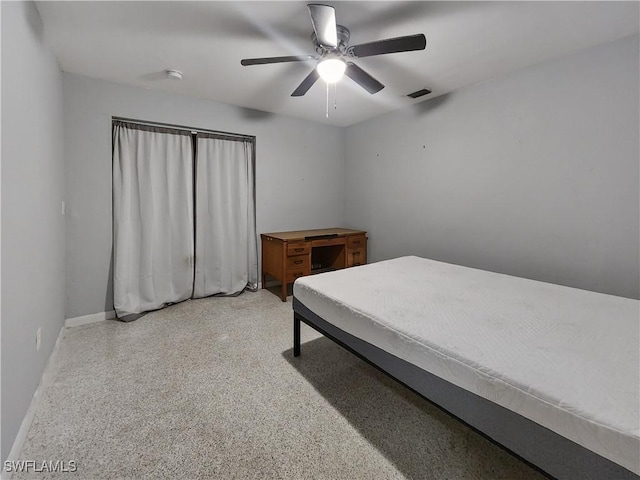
[261,228,367,301]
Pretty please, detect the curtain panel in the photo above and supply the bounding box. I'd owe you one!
[193,135,258,298]
[112,122,194,319]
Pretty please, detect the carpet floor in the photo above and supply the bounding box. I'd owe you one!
[13,290,545,479]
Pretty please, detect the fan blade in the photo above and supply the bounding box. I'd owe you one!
[291,69,320,97]
[345,63,384,94]
[349,34,426,58]
[241,55,316,66]
[308,4,337,47]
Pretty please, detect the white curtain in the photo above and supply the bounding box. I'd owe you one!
[193,135,258,298]
[112,122,194,319]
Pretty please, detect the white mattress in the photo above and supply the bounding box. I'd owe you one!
[293,256,640,475]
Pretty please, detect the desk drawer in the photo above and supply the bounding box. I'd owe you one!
[286,268,309,283]
[287,242,311,256]
[347,248,366,267]
[347,235,366,249]
[286,255,309,269]
[311,237,345,248]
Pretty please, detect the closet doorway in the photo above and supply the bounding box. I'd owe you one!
[112,119,257,321]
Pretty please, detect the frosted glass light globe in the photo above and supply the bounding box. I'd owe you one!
[317,58,346,83]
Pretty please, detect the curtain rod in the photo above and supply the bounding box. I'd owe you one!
[112,116,255,141]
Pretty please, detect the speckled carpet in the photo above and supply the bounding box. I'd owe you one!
[13,290,544,479]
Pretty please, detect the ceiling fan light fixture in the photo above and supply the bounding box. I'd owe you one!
[317,58,346,83]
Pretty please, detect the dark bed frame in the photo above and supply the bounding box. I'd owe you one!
[293,297,639,480]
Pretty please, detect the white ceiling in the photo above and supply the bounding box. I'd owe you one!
[36,1,639,127]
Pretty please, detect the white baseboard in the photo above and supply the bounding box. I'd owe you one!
[65,310,115,328]
[2,325,65,480]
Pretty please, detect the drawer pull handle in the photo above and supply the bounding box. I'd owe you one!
[354,252,360,257]
[294,272,303,277]
[294,248,304,252]
[352,241,361,245]
[294,260,303,265]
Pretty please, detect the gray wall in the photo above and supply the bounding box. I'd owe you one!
[64,74,345,319]
[344,35,640,299]
[1,2,66,462]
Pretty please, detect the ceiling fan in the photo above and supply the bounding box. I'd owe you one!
[240,4,426,97]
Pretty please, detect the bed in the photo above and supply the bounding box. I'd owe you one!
[292,256,639,480]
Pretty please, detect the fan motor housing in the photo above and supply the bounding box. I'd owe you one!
[312,25,351,54]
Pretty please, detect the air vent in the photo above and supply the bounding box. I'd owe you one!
[407,89,431,99]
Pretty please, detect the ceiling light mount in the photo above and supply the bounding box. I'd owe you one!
[166,69,183,80]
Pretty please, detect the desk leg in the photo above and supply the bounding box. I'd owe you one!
[281,281,287,302]
[261,271,266,289]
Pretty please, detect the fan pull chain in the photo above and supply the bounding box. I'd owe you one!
[326,82,329,119]
[334,82,337,111]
